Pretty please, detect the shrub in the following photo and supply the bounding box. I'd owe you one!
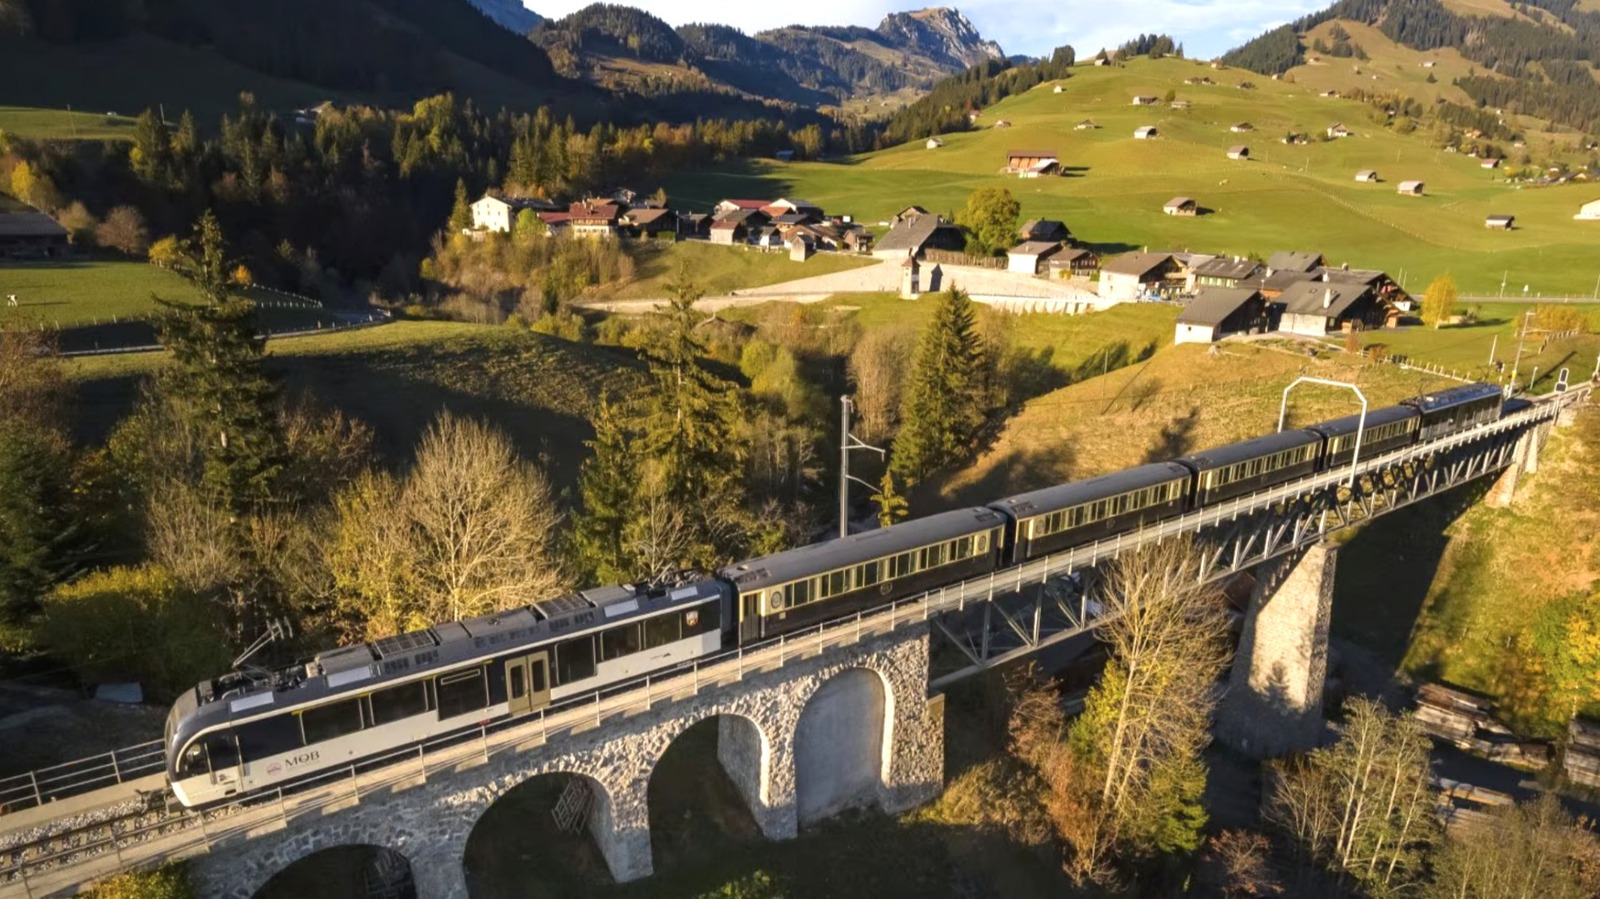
[530,309,589,342]
[37,565,231,697]
[87,863,196,899]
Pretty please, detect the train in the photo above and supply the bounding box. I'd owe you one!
[165,382,1511,807]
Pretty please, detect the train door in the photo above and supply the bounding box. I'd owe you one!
[505,651,552,716]
[739,592,763,644]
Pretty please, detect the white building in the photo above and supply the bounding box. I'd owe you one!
[1575,198,1600,220]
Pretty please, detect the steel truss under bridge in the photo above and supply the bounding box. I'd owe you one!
[926,393,1582,688]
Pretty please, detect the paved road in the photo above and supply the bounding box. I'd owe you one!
[578,259,1103,314]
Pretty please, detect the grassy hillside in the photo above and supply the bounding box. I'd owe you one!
[664,57,1600,297]
[1360,303,1600,393]
[608,242,875,300]
[66,322,644,488]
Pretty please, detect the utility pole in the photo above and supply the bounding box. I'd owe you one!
[1488,333,1497,366]
[1500,270,1508,299]
[838,397,885,538]
[1511,309,1535,390]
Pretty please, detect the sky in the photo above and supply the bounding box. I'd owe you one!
[522,0,1331,60]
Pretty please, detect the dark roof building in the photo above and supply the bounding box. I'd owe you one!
[1267,251,1325,273]
[1277,278,1392,336]
[1018,219,1071,243]
[872,211,964,259]
[1189,256,1263,289]
[0,211,69,259]
[1175,287,1271,344]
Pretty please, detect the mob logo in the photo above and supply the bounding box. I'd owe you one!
[269,751,321,776]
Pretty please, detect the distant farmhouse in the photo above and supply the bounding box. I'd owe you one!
[926,137,944,150]
[0,210,69,260]
[1134,126,1159,140]
[1132,95,1160,106]
[1006,150,1060,177]
[470,193,561,232]
[873,207,964,260]
[1007,241,1066,275]
[1397,180,1426,196]
[1049,248,1101,278]
[1099,252,1184,302]
[1231,122,1253,133]
[1355,170,1380,183]
[1481,158,1501,170]
[1188,256,1262,291]
[1327,123,1353,138]
[1577,199,1600,220]
[1485,214,1515,230]
[1019,219,1071,243]
[1164,197,1198,216]
[1283,132,1309,146]
[1267,251,1326,273]
[1075,119,1100,130]
[1278,275,1396,337]
[1227,145,1250,160]
[1175,288,1271,345]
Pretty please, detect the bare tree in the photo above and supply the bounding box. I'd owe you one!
[145,480,248,591]
[0,329,66,430]
[1200,830,1283,897]
[847,325,914,444]
[94,206,150,256]
[1428,794,1600,899]
[1008,538,1231,885]
[1267,697,1438,895]
[328,414,565,636]
[401,413,565,622]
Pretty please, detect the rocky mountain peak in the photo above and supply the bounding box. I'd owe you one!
[877,7,1004,70]
[462,0,542,36]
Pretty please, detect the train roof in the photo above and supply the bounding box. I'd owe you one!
[720,507,1004,591]
[1305,404,1418,439]
[1407,382,1502,414]
[184,580,725,725]
[1178,429,1321,471]
[989,462,1193,520]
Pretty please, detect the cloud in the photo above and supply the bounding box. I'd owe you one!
[523,0,1329,59]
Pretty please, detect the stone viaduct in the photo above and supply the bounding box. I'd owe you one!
[186,625,944,899]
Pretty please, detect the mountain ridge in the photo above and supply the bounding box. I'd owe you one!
[463,0,543,35]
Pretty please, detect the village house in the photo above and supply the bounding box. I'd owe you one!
[1575,198,1600,220]
[1048,247,1101,278]
[1485,214,1515,230]
[1163,196,1198,216]
[789,234,814,262]
[710,208,768,245]
[0,210,69,259]
[1174,287,1272,344]
[1134,126,1159,140]
[714,198,768,219]
[1277,277,1392,336]
[1355,170,1380,183]
[1099,252,1183,302]
[1005,150,1059,177]
[761,199,824,221]
[680,212,711,238]
[1075,119,1100,130]
[621,206,678,239]
[1053,84,1065,93]
[1267,251,1326,274]
[1019,219,1071,243]
[1396,180,1426,196]
[1007,241,1065,275]
[567,202,621,239]
[470,193,559,232]
[872,208,965,260]
[994,120,1012,129]
[1283,132,1309,146]
[1132,95,1160,106]
[1231,122,1253,133]
[926,137,944,150]
[1481,158,1501,170]
[1327,123,1353,138]
[1228,145,1250,160]
[1187,256,1263,291]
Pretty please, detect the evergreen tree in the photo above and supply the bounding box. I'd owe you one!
[448,177,473,232]
[0,425,77,630]
[890,289,987,484]
[155,212,285,518]
[570,398,639,584]
[871,471,909,529]
[130,108,173,187]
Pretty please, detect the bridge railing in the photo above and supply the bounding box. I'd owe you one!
[0,385,1589,895]
[0,742,164,815]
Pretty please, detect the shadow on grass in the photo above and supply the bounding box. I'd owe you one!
[1329,478,1487,674]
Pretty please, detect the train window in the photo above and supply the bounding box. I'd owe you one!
[825,570,848,597]
[791,578,813,605]
[859,560,881,587]
[554,637,596,685]
[436,668,489,718]
[370,682,429,726]
[601,623,642,661]
[684,603,720,635]
[178,742,208,778]
[300,699,363,745]
[530,660,547,693]
[955,536,972,559]
[645,613,681,648]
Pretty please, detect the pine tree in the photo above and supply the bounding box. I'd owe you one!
[0,425,78,629]
[890,289,987,485]
[154,212,285,518]
[569,398,638,584]
[448,177,473,232]
[871,471,909,529]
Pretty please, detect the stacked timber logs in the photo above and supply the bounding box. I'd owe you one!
[1413,684,1552,768]
[1565,717,1600,788]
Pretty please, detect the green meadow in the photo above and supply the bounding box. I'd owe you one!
[665,57,1600,298]
[0,259,333,329]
